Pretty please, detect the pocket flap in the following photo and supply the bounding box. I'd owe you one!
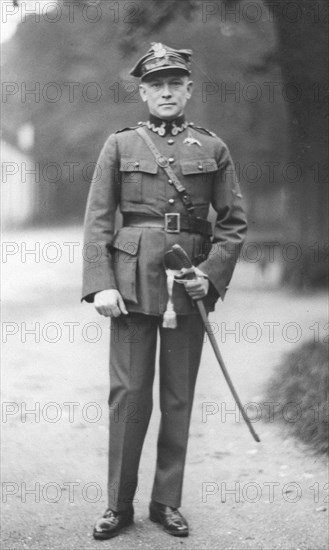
[111,227,142,256]
[180,158,218,175]
[120,157,158,174]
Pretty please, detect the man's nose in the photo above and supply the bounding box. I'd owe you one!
[161,84,172,97]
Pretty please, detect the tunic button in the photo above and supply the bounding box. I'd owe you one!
[168,179,173,185]
[168,199,175,204]
[168,157,175,163]
[134,161,140,167]
[167,139,174,145]
[198,164,203,170]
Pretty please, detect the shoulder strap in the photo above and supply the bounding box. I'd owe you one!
[136,127,195,214]
[116,124,142,134]
[188,123,217,137]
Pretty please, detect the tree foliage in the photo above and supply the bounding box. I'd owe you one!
[3,0,285,225]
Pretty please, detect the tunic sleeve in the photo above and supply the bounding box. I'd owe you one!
[81,134,120,302]
[198,140,248,299]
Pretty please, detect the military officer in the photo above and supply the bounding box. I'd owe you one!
[82,43,247,540]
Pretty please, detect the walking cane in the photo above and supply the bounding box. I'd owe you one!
[164,244,261,443]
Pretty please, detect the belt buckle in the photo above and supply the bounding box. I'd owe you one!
[165,213,180,233]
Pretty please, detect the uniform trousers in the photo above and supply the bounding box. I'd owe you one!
[107,312,205,511]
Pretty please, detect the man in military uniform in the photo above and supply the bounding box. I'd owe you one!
[82,43,247,540]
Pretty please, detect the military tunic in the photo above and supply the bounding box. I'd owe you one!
[82,122,247,313]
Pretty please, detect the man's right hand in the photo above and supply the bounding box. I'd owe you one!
[94,289,128,318]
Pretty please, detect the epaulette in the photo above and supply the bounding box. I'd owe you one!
[115,122,146,134]
[188,123,217,138]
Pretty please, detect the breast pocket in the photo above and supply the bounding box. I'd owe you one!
[120,157,158,203]
[180,158,218,204]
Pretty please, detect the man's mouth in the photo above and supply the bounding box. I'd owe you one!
[160,103,176,106]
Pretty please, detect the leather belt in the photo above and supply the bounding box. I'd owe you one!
[123,213,212,236]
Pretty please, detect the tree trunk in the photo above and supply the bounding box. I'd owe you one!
[265,0,328,287]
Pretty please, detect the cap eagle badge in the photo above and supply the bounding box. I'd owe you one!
[152,43,168,58]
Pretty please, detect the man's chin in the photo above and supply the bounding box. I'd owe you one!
[155,108,180,120]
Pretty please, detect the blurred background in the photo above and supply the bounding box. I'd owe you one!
[2,0,328,288]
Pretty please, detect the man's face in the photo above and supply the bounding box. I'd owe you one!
[139,70,193,120]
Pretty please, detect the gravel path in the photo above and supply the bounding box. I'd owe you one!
[2,227,328,550]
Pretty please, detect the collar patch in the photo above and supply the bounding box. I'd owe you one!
[146,119,188,136]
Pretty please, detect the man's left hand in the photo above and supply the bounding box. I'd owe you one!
[184,276,209,300]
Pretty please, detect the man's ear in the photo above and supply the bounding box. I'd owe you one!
[186,80,194,100]
[139,84,148,103]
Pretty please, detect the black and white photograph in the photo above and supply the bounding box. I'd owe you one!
[1,1,328,548]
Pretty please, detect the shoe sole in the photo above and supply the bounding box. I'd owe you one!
[93,529,119,541]
[149,510,189,537]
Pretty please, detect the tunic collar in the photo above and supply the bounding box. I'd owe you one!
[145,114,188,136]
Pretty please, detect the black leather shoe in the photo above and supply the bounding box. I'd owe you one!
[93,508,134,540]
[149,500,189,537]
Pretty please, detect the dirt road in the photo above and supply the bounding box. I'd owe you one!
[2,227,328,550]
